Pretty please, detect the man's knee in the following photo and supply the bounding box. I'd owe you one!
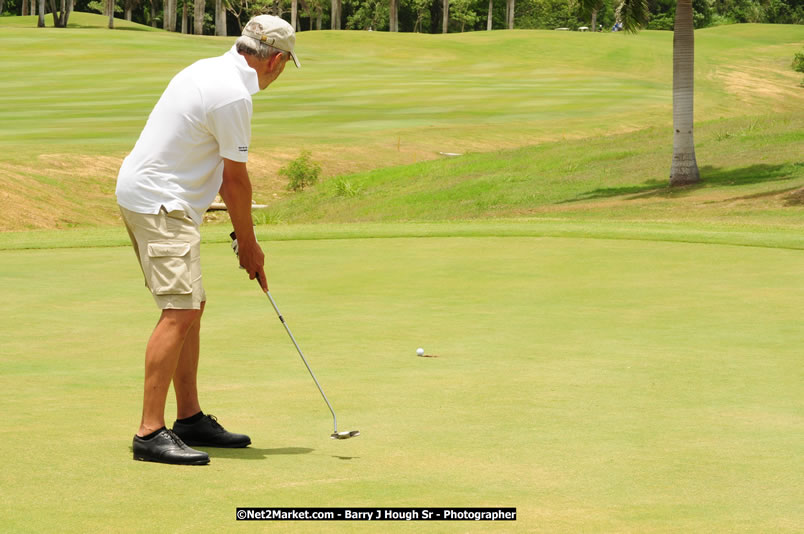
[160,308,203,334]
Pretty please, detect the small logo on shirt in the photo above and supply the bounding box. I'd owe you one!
[238,146,248,153]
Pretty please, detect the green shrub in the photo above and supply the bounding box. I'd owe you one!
[646,13,675,30]
[334,178,361,197]
[280,150,322,192]
[793,51,804,73]
[794,51,804,85]
[252,209,282,225]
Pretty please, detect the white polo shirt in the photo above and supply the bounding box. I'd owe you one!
[116,45,260,225]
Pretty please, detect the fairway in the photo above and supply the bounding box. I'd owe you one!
[1,16,802,230]
[1,232,802,532]
[1,12,803,532]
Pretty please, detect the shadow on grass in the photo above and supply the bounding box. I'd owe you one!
[66,23,158,32]
[200,446,315,460]
[127,445,315,460]
[565,164,797,203]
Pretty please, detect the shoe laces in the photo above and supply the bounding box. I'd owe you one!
[206,414,224,431]
[165,429,189,449]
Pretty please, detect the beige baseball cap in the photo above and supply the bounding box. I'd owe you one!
[241,15,301,69]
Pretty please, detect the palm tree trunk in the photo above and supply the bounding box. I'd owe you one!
[37,0,45,26]
[442,0,448,33]
[194,0,203,34]
[330,0,340,29]
[108,0,114,28]
[487,0,492,30]
[181,1,187,32]
[389,0,397,31]
[165,0,177,31]
[669,0,700,186]
[506,0,514,29]
[215,0,225,35]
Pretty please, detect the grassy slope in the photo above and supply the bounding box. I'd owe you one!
[1,16,802,533]
[263,113,804,226]
[0,15,801,230]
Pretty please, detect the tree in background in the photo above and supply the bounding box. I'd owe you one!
[11,0,802,34]
[214,0,225,34]
[389,0,398,31]
[410,0,431,30]
[610,0,700,185]
[345,0,387,28]
[487,0,493,29]
[301,0,327,29]
[451,0,478,29]
[46,0,73,25]
[442,0,448,31]
[580,0,604,30]
[124,0,140,20]
[193,0,202,32]
[164,0,177,30]
[668,0,700,184]
[331,0,341,27]
[224,0,247,30]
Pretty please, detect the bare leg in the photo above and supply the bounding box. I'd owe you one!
[173,301,205,420]
[138,308,203,437]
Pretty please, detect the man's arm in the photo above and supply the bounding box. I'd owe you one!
[219,158,267,290]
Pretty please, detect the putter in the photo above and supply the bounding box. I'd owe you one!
[230,233,359,440]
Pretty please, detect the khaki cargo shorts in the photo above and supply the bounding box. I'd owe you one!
[120,206,206,310]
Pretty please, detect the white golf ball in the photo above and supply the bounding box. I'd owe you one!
[416,348,424,356]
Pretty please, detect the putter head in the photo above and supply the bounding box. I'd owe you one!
[331,430,360,440]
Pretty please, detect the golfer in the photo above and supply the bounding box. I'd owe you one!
[116,15,300,465]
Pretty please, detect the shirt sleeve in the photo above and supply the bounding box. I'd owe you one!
[207,98,252,163]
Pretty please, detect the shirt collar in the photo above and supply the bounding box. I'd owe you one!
[227,44,260,96]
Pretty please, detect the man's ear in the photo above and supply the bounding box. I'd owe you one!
[268,51,285,71]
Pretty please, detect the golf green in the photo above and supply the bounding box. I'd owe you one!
[1,233,801,532]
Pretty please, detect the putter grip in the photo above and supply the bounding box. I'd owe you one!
[230,231,266,289]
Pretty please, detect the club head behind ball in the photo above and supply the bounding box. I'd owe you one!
[331,430,360,440]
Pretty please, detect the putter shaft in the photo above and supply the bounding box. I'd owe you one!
[262,287,340,434]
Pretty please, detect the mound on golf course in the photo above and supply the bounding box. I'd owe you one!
[0,15,802,229]
[0,13,802,533]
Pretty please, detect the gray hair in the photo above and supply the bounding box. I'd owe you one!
[235,35,289,61]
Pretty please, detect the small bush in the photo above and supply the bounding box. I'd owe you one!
[252,209,282,225]
[334,178,361,197]
[280,150,322,192]
[794,51,804,85]
[646,13,674,30]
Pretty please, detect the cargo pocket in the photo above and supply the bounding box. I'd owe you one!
[146,242,192,295]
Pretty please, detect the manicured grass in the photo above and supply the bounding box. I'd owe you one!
[1,234,802,532]
[261,112,804,226]
[0,17,802,532]
[0,16,801,229]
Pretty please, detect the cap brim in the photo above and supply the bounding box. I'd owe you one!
[290,51,301,69]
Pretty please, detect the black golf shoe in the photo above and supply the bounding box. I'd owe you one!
[133,428,210,465]
[172,413,251,448]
